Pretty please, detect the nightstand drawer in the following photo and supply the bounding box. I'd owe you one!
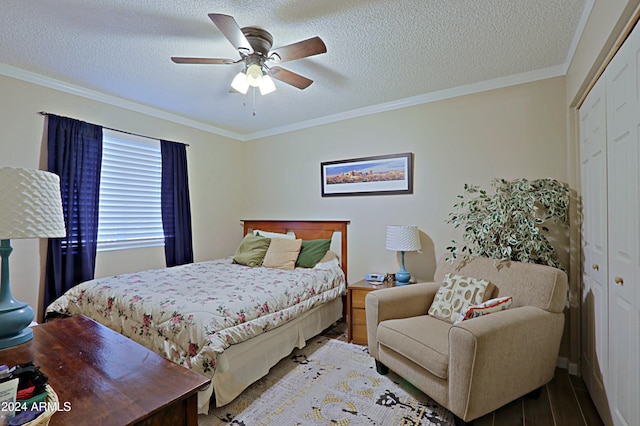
[351,307,367,325]
[347,280,392,345]
[351,289,370,309]
[352,324,368,345]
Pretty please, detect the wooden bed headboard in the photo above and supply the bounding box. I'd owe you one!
[242,220,350,279]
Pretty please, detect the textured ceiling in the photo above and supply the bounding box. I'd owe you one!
[0,1,588,140]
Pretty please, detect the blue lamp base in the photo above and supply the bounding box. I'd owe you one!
[395,251,411,286]
[0,239,35,349]
[0,321,33,349]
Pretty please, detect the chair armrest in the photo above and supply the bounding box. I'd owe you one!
[365,282,441,358]
[447,306,565,421]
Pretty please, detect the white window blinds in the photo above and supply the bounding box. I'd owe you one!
[97,129,164,251]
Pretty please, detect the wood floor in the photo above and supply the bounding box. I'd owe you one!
[323,320,604,426]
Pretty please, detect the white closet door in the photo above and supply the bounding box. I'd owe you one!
[579,75,610,422]
[605,27,640,426]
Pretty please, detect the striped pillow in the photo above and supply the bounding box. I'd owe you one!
[454,296,513,324]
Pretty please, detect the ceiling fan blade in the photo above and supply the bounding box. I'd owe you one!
[208,13,254,54]
[171,57,236,64]
[269,36,326,63]
[268,66,313,90]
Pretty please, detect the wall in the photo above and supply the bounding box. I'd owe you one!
[243,77,568,285]
[0,74,245,320]
[566,0,640,108]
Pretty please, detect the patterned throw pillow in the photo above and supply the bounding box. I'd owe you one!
[453,296,513,324]
[428,273,490,323]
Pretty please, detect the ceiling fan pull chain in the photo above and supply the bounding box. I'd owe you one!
[252,88,257,117]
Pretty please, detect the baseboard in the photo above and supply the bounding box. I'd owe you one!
[556,356,569,369]
[555,357,579,376]
[568,362,579,376]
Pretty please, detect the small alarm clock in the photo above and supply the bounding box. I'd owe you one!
[365,273,385,282]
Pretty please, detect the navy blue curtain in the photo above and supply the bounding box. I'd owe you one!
[160,140,194,267]
[44,115,102,311]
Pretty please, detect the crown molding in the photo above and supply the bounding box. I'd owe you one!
[1,60,569,143]
[245,65,566,141]
[0,63,243,141]
[562,0,595,74]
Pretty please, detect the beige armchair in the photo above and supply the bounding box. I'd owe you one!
[365,256,568,425]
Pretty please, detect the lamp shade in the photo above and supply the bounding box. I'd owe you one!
[0,167,66,239]
[230,71,250,94]
[259,74,277,95]
[246,64,263,88]
[385,225,421,252]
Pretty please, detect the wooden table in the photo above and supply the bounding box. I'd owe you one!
[347,279,395,345]
[0,315,210,426]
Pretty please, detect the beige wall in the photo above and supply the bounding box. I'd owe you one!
[566,0,640,108]
[243,77,568,285]
[0,74,245,320]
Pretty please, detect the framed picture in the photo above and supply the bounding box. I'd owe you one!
[321,152,413,197]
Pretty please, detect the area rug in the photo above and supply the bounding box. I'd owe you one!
[199,335,453,425]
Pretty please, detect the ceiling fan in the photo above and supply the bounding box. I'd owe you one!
[171,13,327,95]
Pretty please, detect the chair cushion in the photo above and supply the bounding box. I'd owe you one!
[377,315,451,379]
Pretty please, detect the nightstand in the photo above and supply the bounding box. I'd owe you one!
[347,279,395,345]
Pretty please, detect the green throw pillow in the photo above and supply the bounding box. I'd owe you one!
[296,239,332,268]
[233,234,271,267]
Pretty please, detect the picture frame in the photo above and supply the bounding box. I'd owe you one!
[321,152,413,197]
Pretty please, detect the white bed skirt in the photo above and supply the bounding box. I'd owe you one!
[198,297,343,413]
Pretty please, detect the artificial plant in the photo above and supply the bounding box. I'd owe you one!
[446,178,569,270]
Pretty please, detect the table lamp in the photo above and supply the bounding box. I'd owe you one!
[0,167,66,349]
[385,225,421,286]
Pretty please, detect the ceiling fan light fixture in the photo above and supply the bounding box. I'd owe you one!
[246,64,263,87]
[231,71,249,94]
[259,75,277,95]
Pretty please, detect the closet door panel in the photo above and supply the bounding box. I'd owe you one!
[605,34,639,426]
[579,76,609,421]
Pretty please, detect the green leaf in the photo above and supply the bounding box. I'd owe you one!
[446,178,569,271]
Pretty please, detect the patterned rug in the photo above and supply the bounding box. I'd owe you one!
[199,334,453,425]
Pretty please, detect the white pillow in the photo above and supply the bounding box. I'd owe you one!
[313,251,340,270]
[253,230,296,240]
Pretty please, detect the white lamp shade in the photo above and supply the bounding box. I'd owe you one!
[246,64,263,88]
[385,225,421,252]
[259,74,277,95]
[0,167,66,239]
[231,71,249,94]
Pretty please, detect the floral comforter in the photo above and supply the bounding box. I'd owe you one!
[46,257,346,382]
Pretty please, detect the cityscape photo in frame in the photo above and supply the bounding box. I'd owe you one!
[321,152,413,197]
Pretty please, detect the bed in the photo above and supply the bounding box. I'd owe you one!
[45,219,349,414]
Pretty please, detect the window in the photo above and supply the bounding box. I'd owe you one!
[97,129,164,251]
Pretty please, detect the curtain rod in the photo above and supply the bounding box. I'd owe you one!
[37,111,190,147]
